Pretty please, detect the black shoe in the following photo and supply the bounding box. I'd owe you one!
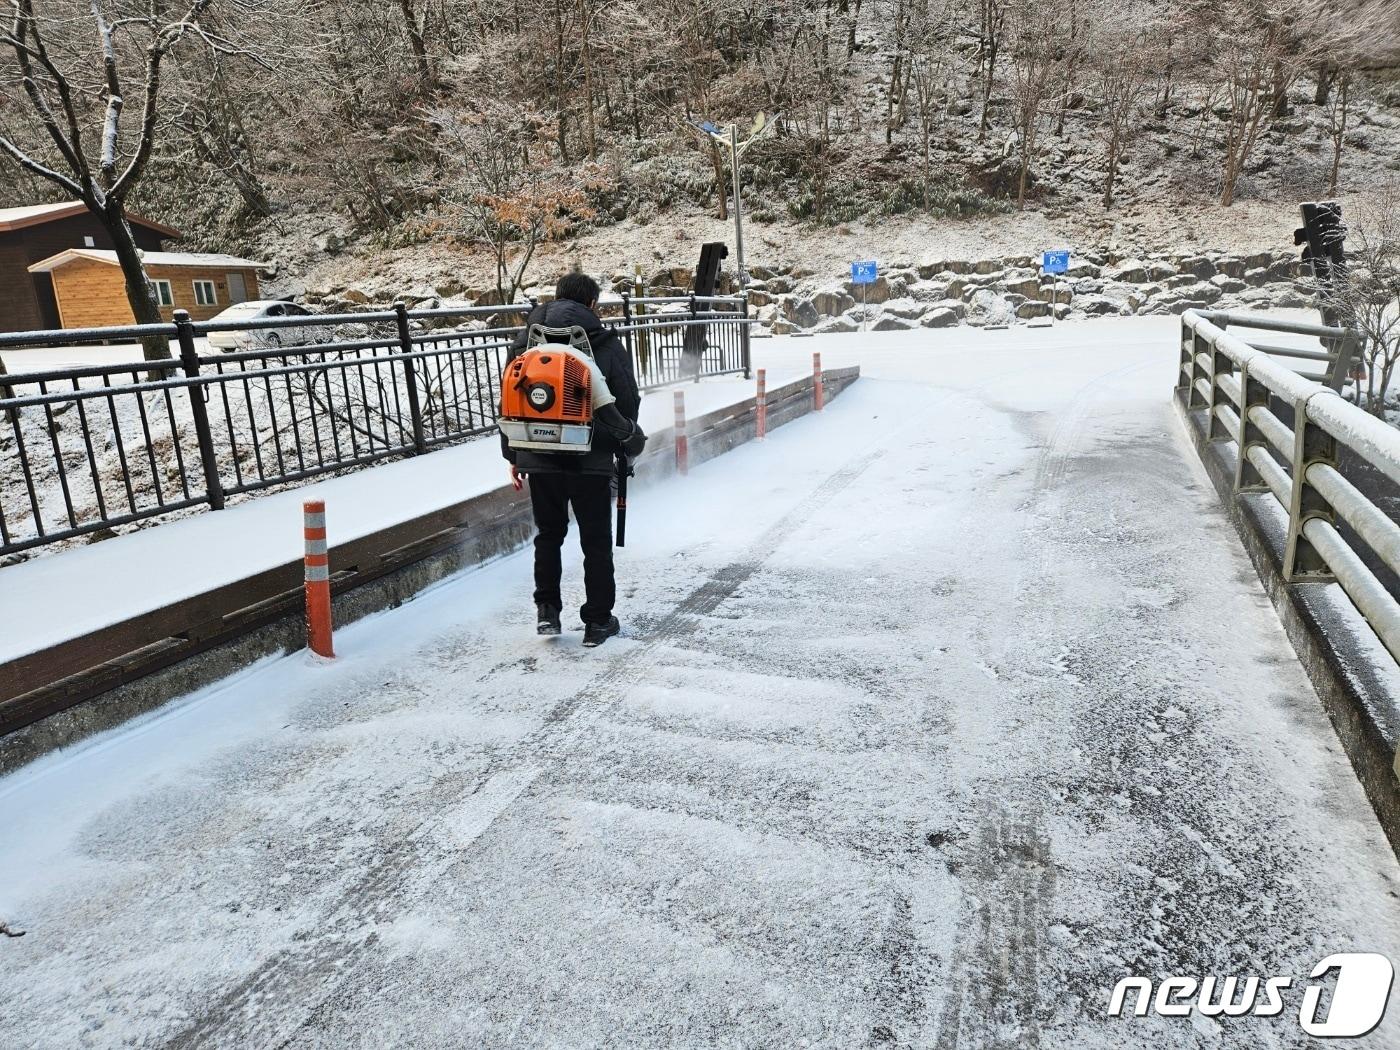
[536,604,561,635]
[582,616,620,648]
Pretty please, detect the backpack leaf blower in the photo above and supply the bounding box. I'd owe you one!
[498,324,607,453]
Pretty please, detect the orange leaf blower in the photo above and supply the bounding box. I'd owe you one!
[498,324,612,454]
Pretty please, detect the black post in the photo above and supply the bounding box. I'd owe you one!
[174,309,225,510]
[394,301,428,454]
[688,293,702,383]
[615,455,628,547]
[739,292,752,379]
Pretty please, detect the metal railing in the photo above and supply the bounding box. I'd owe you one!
[1189,309,1357,390]
[0,295,751,558]
[1179,309,1400,665]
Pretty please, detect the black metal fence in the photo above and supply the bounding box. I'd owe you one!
[0,295,751,559]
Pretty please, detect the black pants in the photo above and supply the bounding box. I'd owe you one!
[528,472,615,624]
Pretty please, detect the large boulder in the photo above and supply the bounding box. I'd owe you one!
[1267,285,1309,308]
[1075,294,1127,316]
[815,313,859,334]
[1215,257,1246,278]
[881,297,926,320]
[649,266,692,290]
[1038,281,1074,304]
[1178,255,1217,280]
[1016,300,1052,319]
[873,314,917,332]
[747,289,775,307]
[909,280,949,303]
[1065,262,1100,279]
[1104,259,1148,283]
[1002,274,1042,298]
[1146,262,1177,282]
[780,296,820,328]
[844,275,890,303]
[966,289,1014,326]
[813,289,856,316]
[1210,274,1247,294]
[1182,281,1224,304]
[921,307,959,328]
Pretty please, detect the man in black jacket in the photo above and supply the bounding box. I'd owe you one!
[503,273,646,647]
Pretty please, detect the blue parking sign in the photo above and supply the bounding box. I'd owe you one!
[1042,250,1070,275]
[851,259,878,284]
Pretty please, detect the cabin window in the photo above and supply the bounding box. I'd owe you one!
[153,280,174,307]
[193,280,217,306]
[83,236,95,247]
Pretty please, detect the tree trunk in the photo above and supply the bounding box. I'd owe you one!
[1328,76,1349,195]
[581,4,596,159]
[396,0,433,88]
[978,38,998,143]
[709,139,729,220]
[101,204,171,363]
[1017,137,1030,209]
[1103,126,1120,208]
[1314,64,1335,106]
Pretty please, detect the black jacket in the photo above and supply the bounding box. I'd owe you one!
[500,299,643,476]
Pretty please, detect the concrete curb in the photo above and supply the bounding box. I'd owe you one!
[0,367,860,775]
[1175,391,1400,859]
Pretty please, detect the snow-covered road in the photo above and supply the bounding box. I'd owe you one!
[3,318,1400,1048]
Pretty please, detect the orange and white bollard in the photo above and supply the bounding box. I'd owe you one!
[674,389,688,476]
[813,352,824,411]
[756,368,767,440]
[303,500,334,658]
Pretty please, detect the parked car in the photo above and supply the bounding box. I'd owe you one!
[205,300,333,351]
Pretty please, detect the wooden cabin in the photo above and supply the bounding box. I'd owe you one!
[0,201,179,332]
[27,249,269,329]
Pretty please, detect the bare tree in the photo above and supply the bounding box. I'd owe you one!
[974,0,1007,143]
[1007,2,1065,209]
[434,107,601,302]
[1317,186,1400,415]
[1093,10,1160,209]
[0,0,231,360]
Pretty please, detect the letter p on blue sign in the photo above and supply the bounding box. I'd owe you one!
[1042,250,1070,275]
[851,260,878,284]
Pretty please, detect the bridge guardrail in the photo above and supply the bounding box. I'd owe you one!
[0,296,752,559]
[1179,309,1400,666]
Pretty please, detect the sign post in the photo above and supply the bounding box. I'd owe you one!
[1041,250,1070,324]
[851,259,878,332]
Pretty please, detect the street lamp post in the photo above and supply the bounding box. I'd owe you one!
[690,113,779,291]
[729,123,747,289]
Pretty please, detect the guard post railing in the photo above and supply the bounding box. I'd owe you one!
[0,296,753,560]
[1178,309,1400,665]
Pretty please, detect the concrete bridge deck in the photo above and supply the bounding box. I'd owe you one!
[3,319,1399,1049]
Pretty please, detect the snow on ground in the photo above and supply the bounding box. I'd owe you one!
[3,317,1400,1049]
[0,338,215,373]
[0,366,802,666]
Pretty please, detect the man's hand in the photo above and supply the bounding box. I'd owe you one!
[510,464,526,491]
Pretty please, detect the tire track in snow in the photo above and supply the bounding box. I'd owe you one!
[163,447,883,1050]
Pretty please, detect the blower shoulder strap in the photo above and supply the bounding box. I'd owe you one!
[526,323,594,357]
